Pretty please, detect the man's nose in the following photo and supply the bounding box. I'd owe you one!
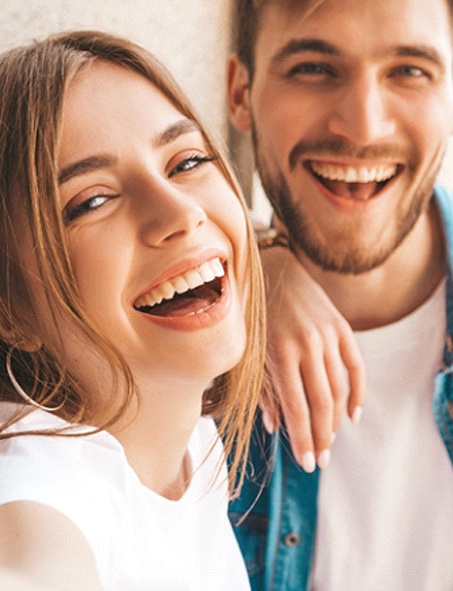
[328,72,396,145]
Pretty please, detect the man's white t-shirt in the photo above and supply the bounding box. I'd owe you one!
[0,405,250,591]
[311,279,453,591]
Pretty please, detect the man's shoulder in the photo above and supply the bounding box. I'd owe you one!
[434,183,453,214]
[433,185,453,255]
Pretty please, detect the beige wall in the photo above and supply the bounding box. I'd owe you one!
[0,0,230,135]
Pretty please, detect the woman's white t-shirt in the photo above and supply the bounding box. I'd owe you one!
[0,404,250,591]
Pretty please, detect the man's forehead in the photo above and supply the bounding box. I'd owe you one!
[257,0,453,24]
[255,0,323,10]
[256,0,453,55]
[257,0,325,21]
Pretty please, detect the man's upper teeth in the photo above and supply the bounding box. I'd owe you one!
[135,257,224,309]
[311,162,397,183]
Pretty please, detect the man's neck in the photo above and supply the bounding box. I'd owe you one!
[295,201,445,331]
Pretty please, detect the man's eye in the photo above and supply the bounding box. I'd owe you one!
[169,154,216,177]
[63,194,115,224]
[287,62,335,77]
[392,65,427,78]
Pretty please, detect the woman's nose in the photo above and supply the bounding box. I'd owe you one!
[138,181,208,247]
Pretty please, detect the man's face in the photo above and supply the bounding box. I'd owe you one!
[228,0,453,274]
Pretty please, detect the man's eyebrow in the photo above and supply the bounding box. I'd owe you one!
[58,119,202,185]
[58,155,114,185]
[272,38,339,65]
[271,39,446,69]
[153,118,201,148]
[393,45,446,67]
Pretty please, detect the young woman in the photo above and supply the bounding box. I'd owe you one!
[0,31,265,590]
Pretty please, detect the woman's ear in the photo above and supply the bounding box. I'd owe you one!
[227,54,253,132]
[0,325,42,353]
[14,338,42,353]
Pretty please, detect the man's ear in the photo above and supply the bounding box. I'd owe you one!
[227,54,252,131]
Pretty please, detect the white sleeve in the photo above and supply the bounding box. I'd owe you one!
[0,424,125,569]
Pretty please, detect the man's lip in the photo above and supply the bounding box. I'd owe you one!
[305,158,402,177]
[132,249,228,306]
[303,159,404,203]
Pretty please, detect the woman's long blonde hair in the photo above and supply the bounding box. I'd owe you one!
[0,30,265,494]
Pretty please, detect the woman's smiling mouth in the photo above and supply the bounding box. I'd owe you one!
[134,257,226,318]
[307,160,401,201]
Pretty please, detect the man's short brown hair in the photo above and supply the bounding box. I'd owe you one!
[231,0,326,76]
[231,0,453,78]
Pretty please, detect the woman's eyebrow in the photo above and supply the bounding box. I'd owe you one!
[58,119,201,185]
[58,155,114,185]
[153,118,201,148]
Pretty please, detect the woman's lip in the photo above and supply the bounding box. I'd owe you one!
[132,248,228,305]
[136,274,233,332]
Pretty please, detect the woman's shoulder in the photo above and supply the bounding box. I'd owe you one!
[0,403,124,464]
[184,416,229,501]
[0,404,137,568]
[0,404,131,516]
[188,416,221,470]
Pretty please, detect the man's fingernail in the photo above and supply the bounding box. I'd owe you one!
[352,406,363,424]
[262,410,275,434]
[317,449,331,470]
[301,452,316,473]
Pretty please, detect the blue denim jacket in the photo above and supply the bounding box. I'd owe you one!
[229,185,453,591]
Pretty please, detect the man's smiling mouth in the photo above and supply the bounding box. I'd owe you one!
[307,160,401,201]
[134,258,225,318]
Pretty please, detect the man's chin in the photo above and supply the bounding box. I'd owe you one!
[292,239,392,275]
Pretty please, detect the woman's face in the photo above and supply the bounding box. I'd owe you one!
[46,61,248,391]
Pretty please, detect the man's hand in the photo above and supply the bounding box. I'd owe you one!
[260,245,366,472]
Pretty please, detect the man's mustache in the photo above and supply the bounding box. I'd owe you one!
[289,138,416,171]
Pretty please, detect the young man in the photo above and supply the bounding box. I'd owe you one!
[227,0,453,589]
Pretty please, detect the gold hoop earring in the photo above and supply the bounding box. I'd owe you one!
[6,345,64,412]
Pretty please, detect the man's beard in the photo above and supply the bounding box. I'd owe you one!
[253,131,439,275]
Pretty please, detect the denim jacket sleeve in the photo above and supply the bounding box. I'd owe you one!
[433,184,453,462]
[229,414,319,591]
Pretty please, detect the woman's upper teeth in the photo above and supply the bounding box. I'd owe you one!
[311,162,397,183]
[135,258,225,309]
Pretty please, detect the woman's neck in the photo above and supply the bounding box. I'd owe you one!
[107,381,205,500]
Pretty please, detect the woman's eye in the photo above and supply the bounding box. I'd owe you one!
[63,193,116,224]
[168,153,216,177]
